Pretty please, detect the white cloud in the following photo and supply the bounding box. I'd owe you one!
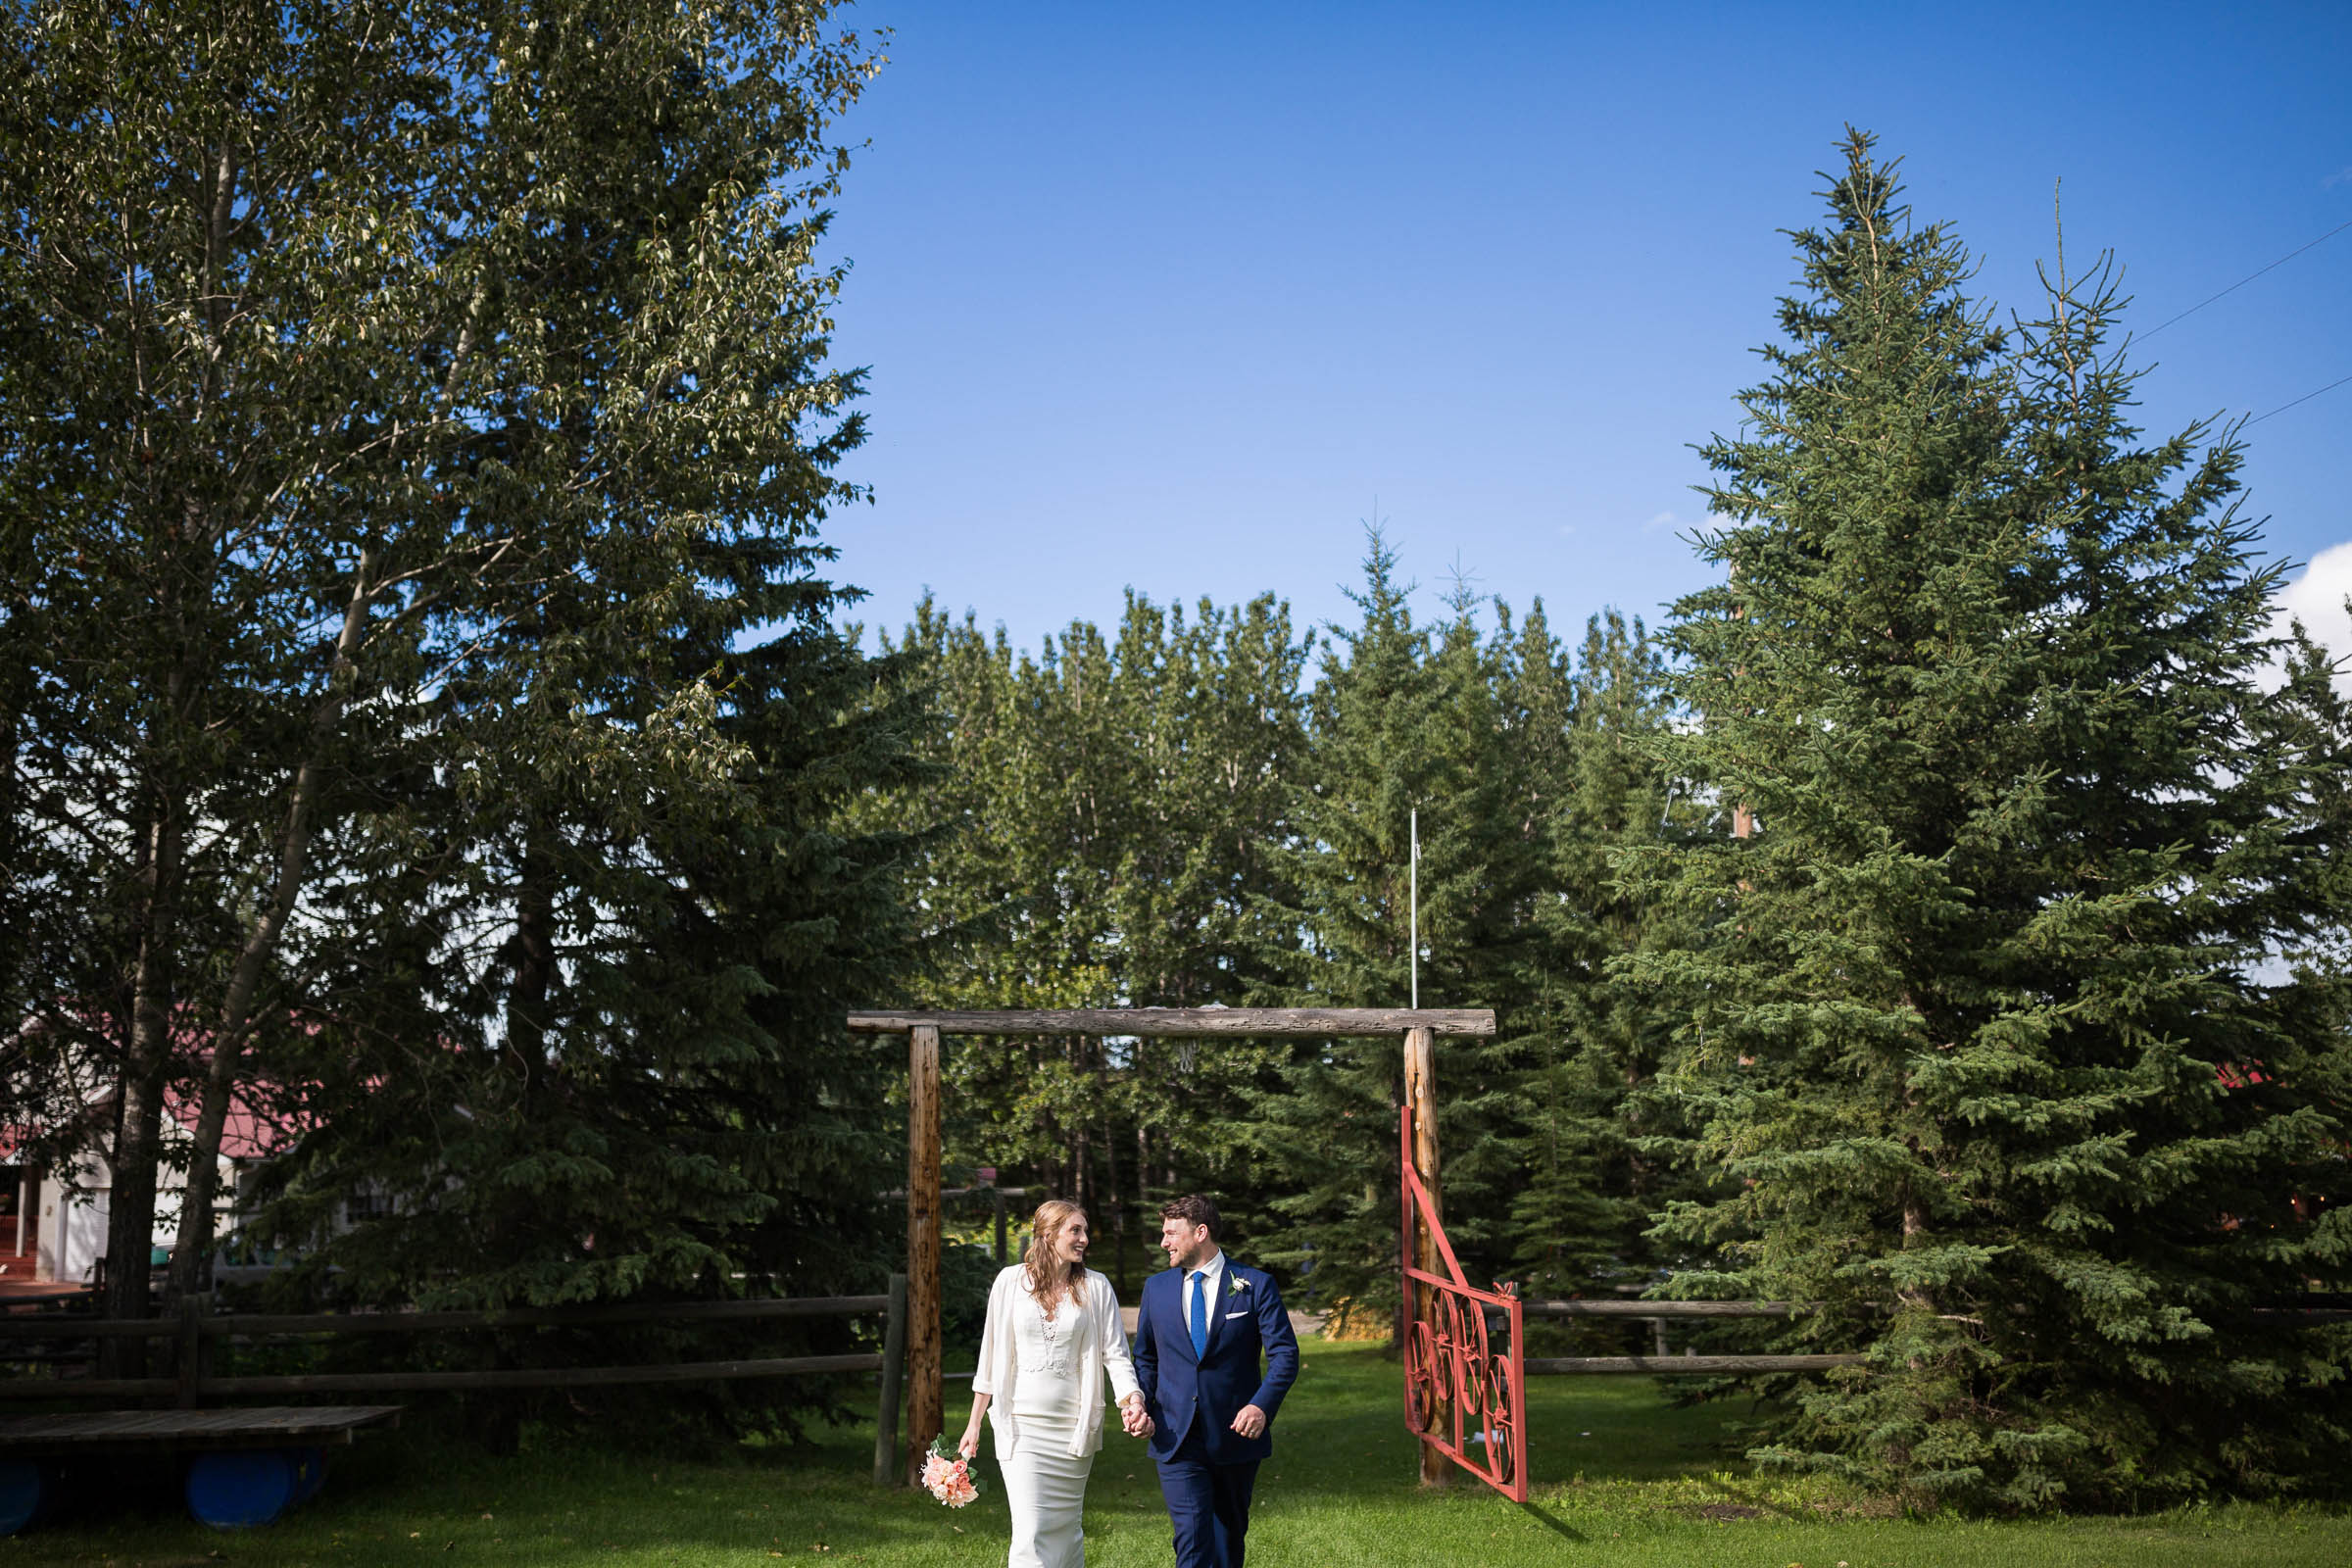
[1642,510,1680,531]
[2272,540,2352,693]
[2323,165,2352,190]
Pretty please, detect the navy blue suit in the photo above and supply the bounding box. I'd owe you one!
[1132,1258,1298,1568]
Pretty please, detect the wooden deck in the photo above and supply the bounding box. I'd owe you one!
[0,1405,402,1454]
[0,1281,88,1306]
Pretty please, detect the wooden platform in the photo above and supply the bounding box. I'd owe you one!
[0,1405,402,1454]
[0,1282,88,1306]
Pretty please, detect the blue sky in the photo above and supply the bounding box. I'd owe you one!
[818,1,2352,660]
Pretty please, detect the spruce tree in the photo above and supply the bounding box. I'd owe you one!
[1958,243,2352,1501]
[1238,531,1433,1320]
[1627,131,2352,1507]
[1509,611,1687,1298]
[1395,583,1556,1270]
[1243,530,1545,1314]
[1095,593,1312,1241]
[864,591,1309,1271]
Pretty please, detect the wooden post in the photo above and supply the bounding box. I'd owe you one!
[906,1023,943,1483]
[1402,1024,1446,1487]
[873,1272,907,1487]
[174,1292,204,1408]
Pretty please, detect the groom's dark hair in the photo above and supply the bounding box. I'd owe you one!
[1160,1194,1223,1242]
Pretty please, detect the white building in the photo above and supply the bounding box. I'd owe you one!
[2,1085,289,1289]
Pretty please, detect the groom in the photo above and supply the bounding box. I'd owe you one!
[1128,1195,1299,1568]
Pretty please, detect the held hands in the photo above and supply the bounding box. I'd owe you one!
[1111,1395,1256,1440]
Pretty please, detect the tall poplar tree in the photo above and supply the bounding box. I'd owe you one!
[1627,132,2352,1507]
[254,0,904,1286]
[1,0,527,1333]
[1,2,911,1420]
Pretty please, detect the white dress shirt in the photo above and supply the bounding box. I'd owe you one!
[1182,1247,1227,1334]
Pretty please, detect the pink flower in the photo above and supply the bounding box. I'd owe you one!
[919,1444,984,1508]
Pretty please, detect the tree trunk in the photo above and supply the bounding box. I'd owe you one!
[1102,1104,1125,1294]
[1070,1035,1090,1213]
[101,1062,169,1363]
[506,826,559,1107]
[468,823,556,1453]
[168,556,372,1302]
[102,800,186,1371]
[1897,1193,1933,1315]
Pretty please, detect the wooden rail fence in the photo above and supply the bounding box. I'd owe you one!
[0,1275,914,1487]
[1514,1298,1868,1374]
[1507,1297,2350,1375]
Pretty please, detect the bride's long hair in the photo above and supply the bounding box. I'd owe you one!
[1022,1199,1089,1313]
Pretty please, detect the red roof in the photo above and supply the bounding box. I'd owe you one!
[164,1082,313,1159]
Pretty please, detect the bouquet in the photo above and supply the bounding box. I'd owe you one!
[920,1437,983,1508]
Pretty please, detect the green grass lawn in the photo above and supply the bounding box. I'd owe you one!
[7,1340,2349,1566]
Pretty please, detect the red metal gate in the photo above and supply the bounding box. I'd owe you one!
[1400,1105,1527,1500]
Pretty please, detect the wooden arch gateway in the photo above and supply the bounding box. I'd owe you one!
[845,1007,1495,1483]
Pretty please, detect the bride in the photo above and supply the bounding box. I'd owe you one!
[958,1200,1153,1568]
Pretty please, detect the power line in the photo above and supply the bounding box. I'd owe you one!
[2249,371,2352,425]
[2140,215,2352,340]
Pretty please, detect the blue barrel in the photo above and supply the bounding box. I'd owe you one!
[289,1446,327,1505]
[0,1460,56,1537]
[185,1449,299,1528]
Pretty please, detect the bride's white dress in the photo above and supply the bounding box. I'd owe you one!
[971,1265,1138,1568]
[1001,1291,1091,1568]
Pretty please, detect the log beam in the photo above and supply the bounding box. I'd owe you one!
[849,1007,1494,1039]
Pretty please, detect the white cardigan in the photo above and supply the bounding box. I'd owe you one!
[971,1264,1140,1459]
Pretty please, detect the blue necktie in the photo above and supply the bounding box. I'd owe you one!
[1189,1270,1208,1356]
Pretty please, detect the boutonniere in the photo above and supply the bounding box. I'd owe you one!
[1228,1276,1250,1296]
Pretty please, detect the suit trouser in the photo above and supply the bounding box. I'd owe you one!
[1155,1424,1260,1568]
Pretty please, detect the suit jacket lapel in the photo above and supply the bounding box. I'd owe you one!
[1203,1264,1240,1357]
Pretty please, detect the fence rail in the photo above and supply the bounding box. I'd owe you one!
[0,1295,893,1344]
[1514,1298,2348,1375]
[1520,1299,1808,1320]
[0,1279,912,1487]
[1527,1353,1867,1375]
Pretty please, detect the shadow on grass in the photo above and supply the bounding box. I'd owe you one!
[1680,1473,1809,1522]
[1515,1499,1591,1543]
